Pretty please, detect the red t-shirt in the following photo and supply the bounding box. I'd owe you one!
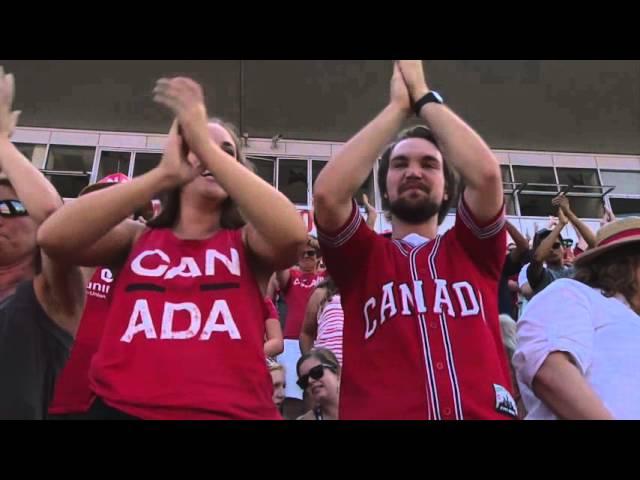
[89,228,281,420]
[317,199,515,420]
[48,268,113,415]
[282,269,326,339]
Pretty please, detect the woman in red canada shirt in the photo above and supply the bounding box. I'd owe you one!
[38,77,308,420]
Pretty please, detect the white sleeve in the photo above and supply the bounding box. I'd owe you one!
[518,263,530,288]
[513,279,594,389]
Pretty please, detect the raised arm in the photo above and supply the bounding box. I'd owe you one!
[552,193,596,248]
[37,123,193,267]
[528,211,568,286]
[300,287,324,354]
[0,68,62,223]
[0,66,84,335]
[397,60,503,223]
[313,63,411,232]
[153,77,307,271]
[363,193,378,230]
[506,220,529,263]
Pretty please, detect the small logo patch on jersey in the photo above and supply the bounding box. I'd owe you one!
[493,384,518,418]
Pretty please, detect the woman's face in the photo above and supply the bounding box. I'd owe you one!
[298,357,339,406]
[270,368,286,408]
[182,122,238,203]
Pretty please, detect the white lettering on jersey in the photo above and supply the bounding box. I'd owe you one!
[205,249,240,277]
[200,300,241,340]
[129,248,241,280]
[131,249,171,277]
[363,297,378,340]
[121,299,158,343]
[165,257,202,280]
[100,268,114,283]
[433,279,455,316]
[380,282,397,325]
[452,281,480,316]
[120,300,241,342]
[399,283,414,315]
[362,278,484,341]
[161,302,202,339]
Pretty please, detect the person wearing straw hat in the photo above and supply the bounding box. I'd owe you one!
[514,217,640,420]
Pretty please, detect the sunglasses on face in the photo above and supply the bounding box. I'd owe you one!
[562,239,574,248]
[0,200,28,218]
[297,364,336,390]
[302,250,317,258]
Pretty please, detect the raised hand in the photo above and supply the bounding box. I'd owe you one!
[397,60,430,102]
[389,62,411,115]
[551,192,571,214]
[157,121,204,187]
[153,77,210,156]
[0,66,21,138]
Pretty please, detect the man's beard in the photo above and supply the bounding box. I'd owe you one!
[389,195,441,225]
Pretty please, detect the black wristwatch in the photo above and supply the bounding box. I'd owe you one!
[413,91,444,116]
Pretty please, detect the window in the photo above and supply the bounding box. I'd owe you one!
[97,151,131,180]
[500,165,513,187]
[556,168,601,194]
[46,145,95,172]
[504,196,516,216]
[248,156,275,186]
[518,194,555,217]
[600,170,640,195]
[44,172,90,199]
[133,152,162,178]
[512,166,557,192]
[355,173,375,207]
[610,198,640,217]
[278,158,308,205]
[566,196,603,219]
[14,142,48,167]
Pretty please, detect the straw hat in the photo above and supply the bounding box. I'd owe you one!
[574,216,640,266]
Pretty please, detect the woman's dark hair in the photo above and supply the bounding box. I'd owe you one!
[316,276,339,316]
[574,243,640,307]
[296,347,341,378]
[147,118,247,230]
[377,125,459,225]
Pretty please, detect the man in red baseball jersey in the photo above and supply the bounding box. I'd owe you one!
[313,60,515,420]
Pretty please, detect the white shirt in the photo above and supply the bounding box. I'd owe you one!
[513,278,640,420]
[517,263,530,289]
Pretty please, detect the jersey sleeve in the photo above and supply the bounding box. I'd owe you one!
[315,200,380,292]
[452,196,507,280]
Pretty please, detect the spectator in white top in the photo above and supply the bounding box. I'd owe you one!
[514,217,640,420]
[299,276,344,366]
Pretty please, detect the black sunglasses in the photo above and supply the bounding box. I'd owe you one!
[297,364,336,390]
[302,250,317,258]
[0,199,28,218]
[562,239,574,248]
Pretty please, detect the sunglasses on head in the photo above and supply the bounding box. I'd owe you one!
[0,200,28,218]
[297,364,336,390]
[302,250,317,258]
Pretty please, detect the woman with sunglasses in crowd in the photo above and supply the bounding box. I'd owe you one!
[37,76,308,420]
[270,236,326,411]
[296,348,340,420]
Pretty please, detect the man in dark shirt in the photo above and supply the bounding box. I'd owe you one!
[498,221,531,319]
[0,67,84,419]
[527,195,597,298]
